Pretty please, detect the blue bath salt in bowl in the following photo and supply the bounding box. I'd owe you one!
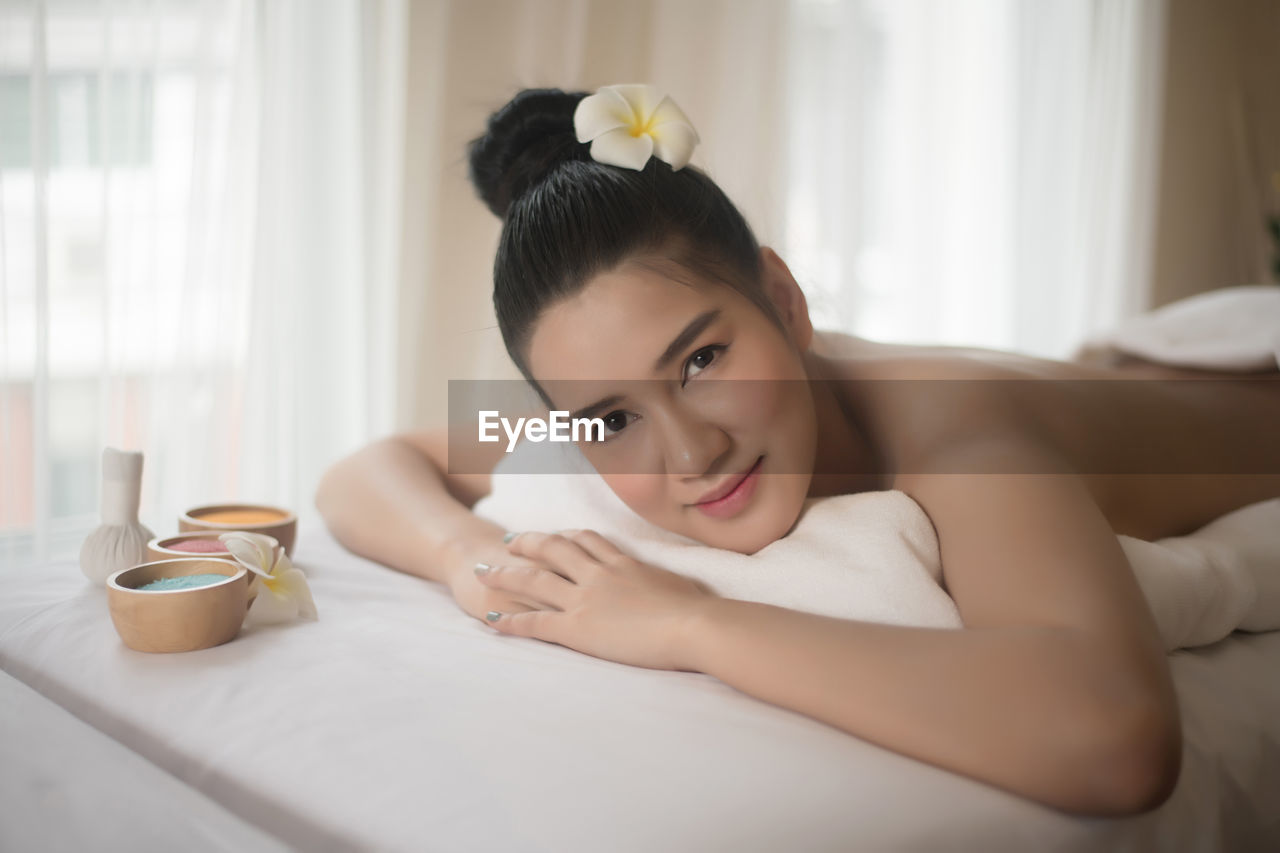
[138,573,232,591]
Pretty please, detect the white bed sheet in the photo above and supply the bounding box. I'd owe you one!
[0,669,289,852]
[1,523,1278,852]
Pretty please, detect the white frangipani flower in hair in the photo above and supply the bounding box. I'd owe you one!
[573,84,700,171]
[219,532,318,625]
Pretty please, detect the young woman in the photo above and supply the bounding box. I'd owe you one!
[316,87,1280,819]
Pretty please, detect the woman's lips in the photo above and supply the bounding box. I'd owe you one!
[693,456,763,519]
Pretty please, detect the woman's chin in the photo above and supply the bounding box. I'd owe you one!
[623,472,812,553]
[705,521,797,555]
[687,497,807,555]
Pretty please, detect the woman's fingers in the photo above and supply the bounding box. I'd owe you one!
[452,577,534,621]
[485,607,562,644]
[556,529,632,565]
[475,561,577,611]
[503,531,605,583]
[480,529,631,628]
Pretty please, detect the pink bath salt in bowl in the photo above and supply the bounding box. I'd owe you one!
[166,538,231,554]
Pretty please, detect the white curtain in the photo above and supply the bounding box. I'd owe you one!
[0,0,402,564]
[781,0,1166,358]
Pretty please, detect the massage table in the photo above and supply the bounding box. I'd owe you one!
[2,521,1279,852]
[5,286,1278,850]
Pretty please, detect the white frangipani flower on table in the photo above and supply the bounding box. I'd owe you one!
[219,532,318,626]
[573,84,700,171]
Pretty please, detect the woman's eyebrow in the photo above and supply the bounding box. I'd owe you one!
[652,308,720,372]
[569,394,624,423]
[567,308,722,422]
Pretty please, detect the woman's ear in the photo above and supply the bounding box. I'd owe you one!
[759,247,814,351]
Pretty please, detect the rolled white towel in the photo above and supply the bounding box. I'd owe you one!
[1075,284,1280,371]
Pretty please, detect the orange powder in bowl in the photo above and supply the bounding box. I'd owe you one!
[196,508,285,525]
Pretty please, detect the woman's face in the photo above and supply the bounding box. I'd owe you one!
[525,248,818,554]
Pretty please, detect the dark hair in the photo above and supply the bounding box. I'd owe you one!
[467,87,784,405]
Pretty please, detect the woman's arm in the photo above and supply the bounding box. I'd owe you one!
[683,606,1172,816]
[317,427,590,624]
[682,440,1181,817]
[315,430,506,586]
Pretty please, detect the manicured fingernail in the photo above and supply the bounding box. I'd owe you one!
[473,562,492,576]
[502,531,519,543]
[485,611,502,622]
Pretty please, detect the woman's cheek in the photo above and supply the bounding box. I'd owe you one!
[706,373,793,429]
[601,472,666,518]
[728,343,807,417]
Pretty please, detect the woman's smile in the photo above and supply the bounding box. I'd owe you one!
[691,455,764,519]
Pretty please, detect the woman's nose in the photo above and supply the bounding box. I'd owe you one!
[654,405,730,477]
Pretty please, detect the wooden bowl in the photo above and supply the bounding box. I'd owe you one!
[107,558,256,653]
[146,531,282,564]
[179,503,297,556]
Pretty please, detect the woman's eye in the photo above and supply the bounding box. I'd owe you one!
[598,410,634,440]
[683,345,725,383]
[590,345,726,444]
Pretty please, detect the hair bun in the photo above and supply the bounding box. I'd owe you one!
[468,88,589,219]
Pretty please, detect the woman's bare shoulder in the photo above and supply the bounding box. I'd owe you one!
[824,342,1067,470]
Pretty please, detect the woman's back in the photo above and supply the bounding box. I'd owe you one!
[824,338,1280,540]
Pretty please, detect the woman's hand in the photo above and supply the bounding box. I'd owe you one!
[441,537,558,625]
[476,529,719,672]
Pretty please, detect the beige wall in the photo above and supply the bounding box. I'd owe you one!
[1149,0,1280,307]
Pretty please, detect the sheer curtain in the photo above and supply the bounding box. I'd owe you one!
[2,0,1169,564]
[781,0,1166,358]
[0,0,403,564]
